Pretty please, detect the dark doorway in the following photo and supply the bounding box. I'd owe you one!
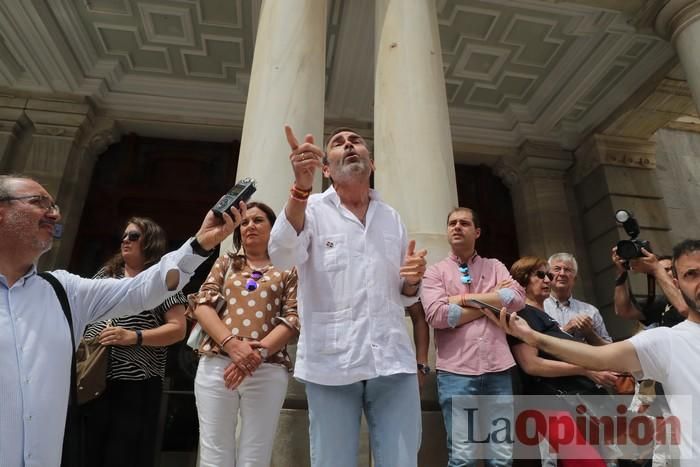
[69,133,239,465]
[69,133,239,278]
[455,164,519,268]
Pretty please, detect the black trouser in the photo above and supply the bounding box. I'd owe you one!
[79,377,162,467]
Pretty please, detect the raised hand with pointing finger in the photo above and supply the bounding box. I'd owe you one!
[285,124,323,192]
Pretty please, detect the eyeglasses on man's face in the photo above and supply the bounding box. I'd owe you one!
[0,194,60,215]
[533,270,555,281]
[122,231,142,242]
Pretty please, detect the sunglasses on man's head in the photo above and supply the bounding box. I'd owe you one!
[533,270,555,281]
[122,231,141,242]
[245,270,264,291]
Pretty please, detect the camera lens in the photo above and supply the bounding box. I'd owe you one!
[616,240,639,260]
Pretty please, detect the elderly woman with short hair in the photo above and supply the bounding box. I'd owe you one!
[507,256,620,466]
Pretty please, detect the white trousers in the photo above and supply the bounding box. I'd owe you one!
[195,355,289,467]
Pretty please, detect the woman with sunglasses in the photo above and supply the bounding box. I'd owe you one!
[80,217,188,467]
[508,256,619,466]
[189,201,299,467]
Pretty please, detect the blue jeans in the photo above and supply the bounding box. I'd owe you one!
[437,369,513,467]
[305,373,421,467]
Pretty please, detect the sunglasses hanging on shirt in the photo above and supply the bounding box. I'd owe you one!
[245,270,264,291]
[459,263,472,285]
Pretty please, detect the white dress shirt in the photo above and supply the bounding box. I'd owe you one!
[0,241,206,467]
[543,295,612,343]
[269,186,418,386]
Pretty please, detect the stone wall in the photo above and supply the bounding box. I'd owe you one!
[655,128,700,245]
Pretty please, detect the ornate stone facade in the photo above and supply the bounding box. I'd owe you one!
[2,1,700,465]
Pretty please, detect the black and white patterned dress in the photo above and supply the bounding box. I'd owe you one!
[83,268,187,381]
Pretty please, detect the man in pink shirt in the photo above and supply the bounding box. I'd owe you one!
[421,207,525,467]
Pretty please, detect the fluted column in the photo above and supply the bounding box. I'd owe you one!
[374,0,458,266]
[235,0,327,212]
[656,1,700,111]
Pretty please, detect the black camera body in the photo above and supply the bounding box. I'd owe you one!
[616,238,652,261]
[211,177,257,218]
[614,209,652,260]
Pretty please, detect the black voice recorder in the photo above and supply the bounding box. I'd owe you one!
[211,177,257,218]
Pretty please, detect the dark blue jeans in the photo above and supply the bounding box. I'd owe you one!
[437,369,513,467]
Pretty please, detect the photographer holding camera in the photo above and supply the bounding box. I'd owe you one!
[612,209,689,326]
[612,248,689,326]
[611,211,688,467]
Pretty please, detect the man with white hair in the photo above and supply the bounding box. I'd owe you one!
[544,252,611,345]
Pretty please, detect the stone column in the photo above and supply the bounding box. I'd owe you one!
[573,134,671,339]
[235,0,327,214]
[374,0,458,266]
[232,4,327,465]
[496,142,577,260]
[656,1,700,111]
[373,3,456,466]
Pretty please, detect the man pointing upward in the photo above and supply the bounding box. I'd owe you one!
[269,125,428,467]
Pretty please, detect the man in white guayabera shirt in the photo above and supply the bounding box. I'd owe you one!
[494,239,700,467]
[269,126,428,467]
[0,174,243,467]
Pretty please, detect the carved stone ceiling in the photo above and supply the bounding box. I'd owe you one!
[0,0,679,151]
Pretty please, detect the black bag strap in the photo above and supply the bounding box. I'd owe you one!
[38,272,80,467]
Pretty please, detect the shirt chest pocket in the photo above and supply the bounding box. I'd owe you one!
[311,308,351,355]
[319,234,348,272]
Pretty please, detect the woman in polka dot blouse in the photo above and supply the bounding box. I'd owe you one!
[189,201,299,467]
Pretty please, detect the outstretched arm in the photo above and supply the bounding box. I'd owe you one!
[496,309,641,374]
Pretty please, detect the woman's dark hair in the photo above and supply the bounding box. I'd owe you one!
[510,256,548,288]
[102,217,167,276]
[229,201,276,271]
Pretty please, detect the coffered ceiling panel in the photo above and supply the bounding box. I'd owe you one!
[431,0,675,148]
[0,0,682,151]
[75,0,251,84]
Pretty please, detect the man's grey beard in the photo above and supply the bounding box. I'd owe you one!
[334,159,371,182]
[4,210,53,256]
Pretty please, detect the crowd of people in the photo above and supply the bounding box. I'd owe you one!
[1,123,698,467]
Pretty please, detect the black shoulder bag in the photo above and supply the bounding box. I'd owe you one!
[38,272,81,467]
